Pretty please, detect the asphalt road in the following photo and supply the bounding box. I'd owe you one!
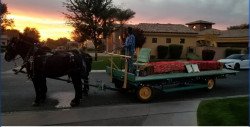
[1,54,249,113]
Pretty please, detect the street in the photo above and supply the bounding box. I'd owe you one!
[1,54,248,112]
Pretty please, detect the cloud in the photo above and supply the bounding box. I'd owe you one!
[114,0,249,29]
[3,0,249,30]
[3,0,67,17]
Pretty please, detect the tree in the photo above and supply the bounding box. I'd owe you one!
[0,2,14,32]
[115,8,135,40]
[45,37,70,49]
[133,28,146,48]
[64,0,135,60]
[23,27,41,42]
[227,24,249,30]
[71,30,82,42]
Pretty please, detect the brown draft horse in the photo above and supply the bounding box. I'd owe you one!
[4,35,92,107]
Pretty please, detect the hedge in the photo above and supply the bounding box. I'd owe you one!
[169,44,183,59]
[202,49,215,60]
[157,45,168,59]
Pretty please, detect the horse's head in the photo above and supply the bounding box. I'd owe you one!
[4,37,19,62]
[5,34,38,62]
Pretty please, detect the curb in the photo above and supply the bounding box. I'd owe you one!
[2,100,200,126]
[90,70,106,73]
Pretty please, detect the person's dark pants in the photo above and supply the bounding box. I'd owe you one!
[125,49,135,73]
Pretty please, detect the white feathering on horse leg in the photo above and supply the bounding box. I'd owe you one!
[49,92,75,108]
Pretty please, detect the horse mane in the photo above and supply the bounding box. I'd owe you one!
[18,33,37,45]
[17,33,52,53]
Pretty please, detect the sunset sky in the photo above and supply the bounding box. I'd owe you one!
[3,0,249,41]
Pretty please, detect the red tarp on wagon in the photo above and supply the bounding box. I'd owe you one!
[148,61,222,74]
[148,61,186,74]
[189,60,222,71]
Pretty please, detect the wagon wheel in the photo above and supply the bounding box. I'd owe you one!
[137,85,154,102]
[207,79,216,90]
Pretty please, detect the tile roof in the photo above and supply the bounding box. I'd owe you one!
[219,29,249,38]
[136,23,197,34]
[197,28,248,38]
[198,29,222,35]
[186,20,215,25]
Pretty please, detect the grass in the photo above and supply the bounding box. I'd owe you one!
[91,56,124,70]
[197,97,249,126]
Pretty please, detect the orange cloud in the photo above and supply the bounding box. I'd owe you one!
[7,12,73,41]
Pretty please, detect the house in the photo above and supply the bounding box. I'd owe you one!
[107,20,249,59]
[0,35,8,47]
[1,29,20,52]
[217,29,248,48]
[106,23,199,57]
[186,20,215,31]
[137,23,198,58]
[186,20,249,48]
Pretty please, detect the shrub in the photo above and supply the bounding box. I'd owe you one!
[186,53,201,60]
[157,45,168,59]
[202,49,215,60]
[150,55,156,60]
[242,48,248,54]
[225,49,242,57]
[169,44,183,59]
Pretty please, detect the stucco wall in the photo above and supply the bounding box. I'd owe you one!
[142,34,197,58]
[194,47,245,60]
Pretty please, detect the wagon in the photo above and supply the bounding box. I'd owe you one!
[106,48,238,102]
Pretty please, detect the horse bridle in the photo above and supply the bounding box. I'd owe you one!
[10,39,37,75]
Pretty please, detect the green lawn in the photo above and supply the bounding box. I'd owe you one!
[197,97,249,126]
[91,56,124,70]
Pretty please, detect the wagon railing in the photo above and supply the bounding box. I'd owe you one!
[106,52,131,89]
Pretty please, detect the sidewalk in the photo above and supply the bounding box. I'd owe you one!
[2,100,200,126]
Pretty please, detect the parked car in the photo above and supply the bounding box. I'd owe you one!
[218,54,249,70]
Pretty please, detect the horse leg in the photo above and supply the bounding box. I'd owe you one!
[70,74,82,107]
[31,76,47,106]
[40,77,47,103]
[83,77,89,97]
[31,76,42,106]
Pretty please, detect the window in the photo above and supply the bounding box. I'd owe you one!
[180,38,185,44]
[166,38,171,43]
[152,38,157,43]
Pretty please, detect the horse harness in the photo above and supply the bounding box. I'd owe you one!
[15,43,87,79]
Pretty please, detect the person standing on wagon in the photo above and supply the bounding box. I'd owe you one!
[124,27,136,73]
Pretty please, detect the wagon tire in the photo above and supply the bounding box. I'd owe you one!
[207,78,216,91]
[137,85,154,103]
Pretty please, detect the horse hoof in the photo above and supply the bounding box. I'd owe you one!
[32,102,40,107]
[70,99,80,107]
